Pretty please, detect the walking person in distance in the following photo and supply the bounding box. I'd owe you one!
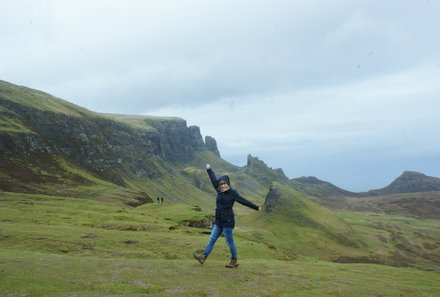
[193,164,261,268]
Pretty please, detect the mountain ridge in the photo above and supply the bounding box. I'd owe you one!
[1,79,439,200]
[0,80,218,181]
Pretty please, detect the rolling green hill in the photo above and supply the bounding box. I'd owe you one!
[240,183,368,260]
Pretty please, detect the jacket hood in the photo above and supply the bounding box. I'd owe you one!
[217,175,230,186]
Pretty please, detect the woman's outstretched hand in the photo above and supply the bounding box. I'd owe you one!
[206,163,211,170]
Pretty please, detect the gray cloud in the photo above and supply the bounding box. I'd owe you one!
[1,0,440,190]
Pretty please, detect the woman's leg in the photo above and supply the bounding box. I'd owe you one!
[223,227,237,260]
[203,224,223,257]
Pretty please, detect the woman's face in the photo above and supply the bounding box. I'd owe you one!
[219,182,230,192]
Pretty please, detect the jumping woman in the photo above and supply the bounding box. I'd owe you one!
[193,164,260,268]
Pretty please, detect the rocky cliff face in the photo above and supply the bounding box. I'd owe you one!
[244,154,288,186]
[263,184,283,213]
[0,81,219,187]
[205,136,220,157]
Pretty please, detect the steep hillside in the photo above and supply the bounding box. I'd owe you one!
[0,80,212,179]
[0,80,224,206]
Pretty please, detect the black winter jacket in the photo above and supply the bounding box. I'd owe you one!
[207,168,259,228]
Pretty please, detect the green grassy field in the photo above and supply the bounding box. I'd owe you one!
[2,251,439,297]
[337,211,440,268]
[1,191,439,296]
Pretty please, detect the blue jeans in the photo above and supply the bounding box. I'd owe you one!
[204,224,237,260]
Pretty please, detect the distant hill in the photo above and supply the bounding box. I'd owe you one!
[312,191,440,219]
[310,171,440,219]
[291,171,440,198]
[289,176,358,198]
[369,171,440,195]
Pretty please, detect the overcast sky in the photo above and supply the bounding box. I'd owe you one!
[2,0,440,191]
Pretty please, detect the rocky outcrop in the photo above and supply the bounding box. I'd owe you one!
[205,136,220,157]
[263,184,282,213]
[189,126,206,151]
[140,118,208,162]
[244,154,288,186]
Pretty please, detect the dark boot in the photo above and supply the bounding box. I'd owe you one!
[225,259,239,268]
[193,253,206,264]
